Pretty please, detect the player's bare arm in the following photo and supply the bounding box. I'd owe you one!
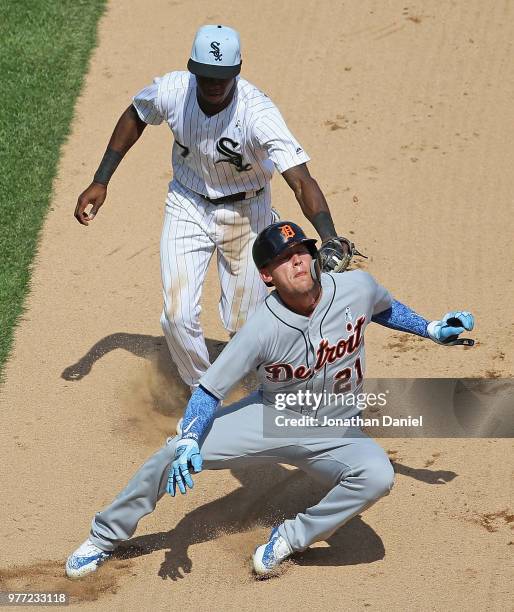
[74,104,147,226]
[282,163,337,241]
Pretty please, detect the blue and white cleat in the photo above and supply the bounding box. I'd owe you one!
[252,526,292,576]
[65,539,111,579]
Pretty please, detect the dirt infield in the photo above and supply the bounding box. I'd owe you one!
[1,1,513,609]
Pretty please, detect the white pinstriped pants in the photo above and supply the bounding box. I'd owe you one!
[160,180,272,388]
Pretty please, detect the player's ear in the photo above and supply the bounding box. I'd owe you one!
[259,268,273,287]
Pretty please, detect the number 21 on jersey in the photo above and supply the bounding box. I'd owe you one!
[333,357,363,393]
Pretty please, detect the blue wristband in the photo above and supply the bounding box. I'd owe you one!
[180,386,220,441]
[372,299,429,337]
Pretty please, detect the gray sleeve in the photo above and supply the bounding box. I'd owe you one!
[132,77,165,125]
[352,270,393,315]
[199,317,264,399]
[373,279,393,315]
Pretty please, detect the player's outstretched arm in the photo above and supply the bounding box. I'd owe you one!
[166,386,220,496]
[372,301,475,346]
[74,105,147,226]
[167,319,264,495]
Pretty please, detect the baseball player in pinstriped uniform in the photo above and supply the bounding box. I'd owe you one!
[74,25,347,390]
[66,221,474,579]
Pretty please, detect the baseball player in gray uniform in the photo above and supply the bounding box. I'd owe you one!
[73,25,347,390]
[66,221,474,578]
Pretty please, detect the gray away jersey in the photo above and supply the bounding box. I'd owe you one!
[200,271,393,420]
[132,71,310,199]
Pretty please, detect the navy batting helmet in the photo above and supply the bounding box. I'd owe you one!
[252,221,318,270]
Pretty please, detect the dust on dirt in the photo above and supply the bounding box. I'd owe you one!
[0,558,134,604]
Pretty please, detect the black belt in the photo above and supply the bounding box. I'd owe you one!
[202,187,264,205]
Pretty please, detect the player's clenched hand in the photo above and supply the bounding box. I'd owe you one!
[427,311,475,346]
[167,439,203,497]
[74,182,107,226]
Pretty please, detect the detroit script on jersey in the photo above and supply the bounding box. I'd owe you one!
[264,315,365,392]
[200,271,393,418]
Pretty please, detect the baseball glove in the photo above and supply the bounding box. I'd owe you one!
[318,237,366,273]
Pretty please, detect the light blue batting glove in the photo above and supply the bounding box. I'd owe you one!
[166,439,203,497]
[427,311,475,346]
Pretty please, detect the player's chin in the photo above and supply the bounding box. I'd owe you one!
[292,273,314,291]
[201,91,226,104]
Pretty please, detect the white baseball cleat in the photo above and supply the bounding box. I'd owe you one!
[252,526,292,576]
[65,539,112,579]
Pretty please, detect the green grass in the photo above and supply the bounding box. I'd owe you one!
[0,0,106,377]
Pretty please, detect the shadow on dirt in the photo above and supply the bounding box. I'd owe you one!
[61,332,227,387]
[113,456,455,581]
[115,463,385,580]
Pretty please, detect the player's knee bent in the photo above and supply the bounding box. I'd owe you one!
[360,460,395,502]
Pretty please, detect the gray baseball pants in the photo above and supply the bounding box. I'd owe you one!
[89,392,394,553]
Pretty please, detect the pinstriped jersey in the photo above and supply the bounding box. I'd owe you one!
[132,71,310,199]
